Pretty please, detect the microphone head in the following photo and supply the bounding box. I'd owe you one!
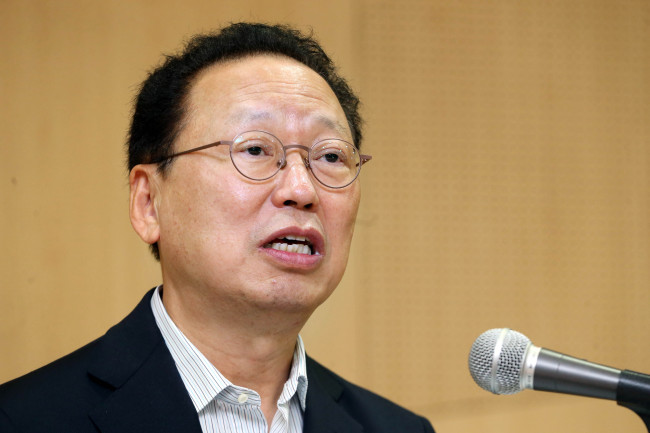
[468,328,531,395]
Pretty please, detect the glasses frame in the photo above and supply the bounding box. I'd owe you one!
[153,130,372,189]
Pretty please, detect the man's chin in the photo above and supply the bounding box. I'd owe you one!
[248,281,335,316]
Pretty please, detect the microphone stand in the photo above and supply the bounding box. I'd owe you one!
[617,370,650,431]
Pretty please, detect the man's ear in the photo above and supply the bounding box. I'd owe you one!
[129,164,161,245]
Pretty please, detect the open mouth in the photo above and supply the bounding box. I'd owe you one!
[263,235,319,255]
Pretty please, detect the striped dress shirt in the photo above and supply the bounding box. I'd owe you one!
[151,286,308,433]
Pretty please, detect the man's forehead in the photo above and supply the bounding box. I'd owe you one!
[185,56,352,139]
[194,54,321,91]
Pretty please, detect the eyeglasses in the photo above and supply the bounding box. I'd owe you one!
[154,130,372,189]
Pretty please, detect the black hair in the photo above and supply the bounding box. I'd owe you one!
[127,22,363,260]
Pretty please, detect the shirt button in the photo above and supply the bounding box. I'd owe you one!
[238,393,248,404]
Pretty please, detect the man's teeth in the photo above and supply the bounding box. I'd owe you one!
[270,242,312,255]
[265,236,319,255]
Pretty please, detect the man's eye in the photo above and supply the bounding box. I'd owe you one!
[246,146,263,156]
[237,141,274,157]
[323,153,340,163]
[315,148,347,164]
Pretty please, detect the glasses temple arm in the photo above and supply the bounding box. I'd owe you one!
[357,154,372,167]
[153,141,233,163]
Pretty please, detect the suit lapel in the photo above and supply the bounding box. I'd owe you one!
[86,289,202,433]
[303,358,363,433]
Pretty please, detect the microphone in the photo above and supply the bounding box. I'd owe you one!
[467,328,650,426]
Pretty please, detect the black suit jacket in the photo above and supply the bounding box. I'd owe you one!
[0,290,434,432]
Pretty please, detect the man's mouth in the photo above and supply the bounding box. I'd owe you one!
[263,235,319,255]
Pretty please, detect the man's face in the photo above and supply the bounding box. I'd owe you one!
[152,54,360,316]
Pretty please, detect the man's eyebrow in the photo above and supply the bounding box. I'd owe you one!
[313,114,350,137]
[231,110,273,124]
[231,110,350,137]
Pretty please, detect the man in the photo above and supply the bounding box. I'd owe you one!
[0,23,434,432]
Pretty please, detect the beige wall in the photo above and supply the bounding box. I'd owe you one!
[2,1,649,431]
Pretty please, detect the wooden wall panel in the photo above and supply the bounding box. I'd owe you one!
[1,1,648,432]
[353,1,649,431]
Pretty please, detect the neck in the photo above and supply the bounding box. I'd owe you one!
[159,283,309,424]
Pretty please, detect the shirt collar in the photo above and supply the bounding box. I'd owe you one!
[151,285,308,412]
[282,332,308,410]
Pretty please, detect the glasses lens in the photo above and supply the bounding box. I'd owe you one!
[309,139,360,188]
[230,131,283,180]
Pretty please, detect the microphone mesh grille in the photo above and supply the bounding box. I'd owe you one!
[468,328,530,395]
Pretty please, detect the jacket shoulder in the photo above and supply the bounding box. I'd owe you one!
[0,337,104,400]
[0,337,110,431]
[0,289,159,432]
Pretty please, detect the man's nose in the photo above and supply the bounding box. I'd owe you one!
[271,151,319,210]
